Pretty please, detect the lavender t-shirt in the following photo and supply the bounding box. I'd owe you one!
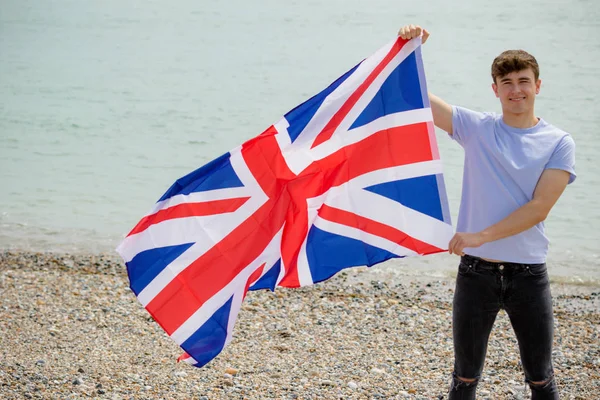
[450,106,576,263]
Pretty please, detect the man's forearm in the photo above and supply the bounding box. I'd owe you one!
[449,200,547,255]
[428,92,453,133]
[479,199,547,245]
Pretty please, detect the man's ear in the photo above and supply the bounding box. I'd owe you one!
[535,79,542,95]
[492,83,499,98]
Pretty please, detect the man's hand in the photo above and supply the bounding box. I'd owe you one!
[398,24,430,44]
[448,232,486,256]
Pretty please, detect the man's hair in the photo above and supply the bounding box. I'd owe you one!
[491,50,539,83]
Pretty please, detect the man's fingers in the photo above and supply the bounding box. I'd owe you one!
[398,26,410,38]
[448,235,456,254]
[398,25,429,43]
[409,25,417,39]
[449,234,466,256]
[456,242,465,256]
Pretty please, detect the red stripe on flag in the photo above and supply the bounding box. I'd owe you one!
[127,197,250,236]
[310,38,408,149]
[318,205,443,255]
[276,200,309,288]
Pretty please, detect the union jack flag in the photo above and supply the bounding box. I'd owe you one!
[116,37,453,367]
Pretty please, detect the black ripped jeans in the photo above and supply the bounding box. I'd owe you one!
[448,255,559,400]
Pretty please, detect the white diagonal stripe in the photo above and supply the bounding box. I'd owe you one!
[313,217,418,257]
[170,228,283,345]
[287,40,396,150]
[345,159,443,189]
[325,188,453,250]
[295,193,328,287]
[330,38,419,139]
[149,187,250,216]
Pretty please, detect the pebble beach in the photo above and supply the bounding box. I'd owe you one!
[0,251,598,399]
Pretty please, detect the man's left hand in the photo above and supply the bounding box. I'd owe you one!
[448,232,486,256]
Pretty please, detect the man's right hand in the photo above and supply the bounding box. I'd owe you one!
[397,25,429,44]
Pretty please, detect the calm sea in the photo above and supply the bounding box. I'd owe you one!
[1,0,599,284]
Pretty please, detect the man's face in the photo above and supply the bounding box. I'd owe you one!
[492,69,541,115]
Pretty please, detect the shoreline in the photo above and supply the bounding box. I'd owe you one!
[0,251,598,399]
[1,246,597,287]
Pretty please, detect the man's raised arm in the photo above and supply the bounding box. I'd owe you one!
[398,24,454,134]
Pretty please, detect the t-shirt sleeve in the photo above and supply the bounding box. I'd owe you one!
[450,106,489,147]
[545,135,577,184]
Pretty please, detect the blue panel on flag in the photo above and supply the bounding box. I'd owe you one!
[285,62,361,143]
[306,227,398,283]
[365,174,444,221]
[126,242,194,295]
[181,296,233,368]
[349,51,423,130]
[249,260,281,292]
[158,152,243,202]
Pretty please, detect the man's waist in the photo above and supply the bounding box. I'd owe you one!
[462,254,545,269]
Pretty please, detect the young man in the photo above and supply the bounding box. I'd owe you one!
[398,25,576,399]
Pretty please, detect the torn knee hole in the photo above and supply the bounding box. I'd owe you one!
[456,376,477,383]
[530,379,548,385]
[450,373,479,390]
[527,376,554,388]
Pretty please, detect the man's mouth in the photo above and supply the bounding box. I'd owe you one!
[509,97,526,102]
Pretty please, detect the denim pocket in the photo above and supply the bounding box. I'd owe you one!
[457,262,473,276]
[526,263,547,277]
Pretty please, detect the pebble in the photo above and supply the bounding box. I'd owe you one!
[0,251,598,399]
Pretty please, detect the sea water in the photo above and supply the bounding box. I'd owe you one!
[1,0,599,284]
